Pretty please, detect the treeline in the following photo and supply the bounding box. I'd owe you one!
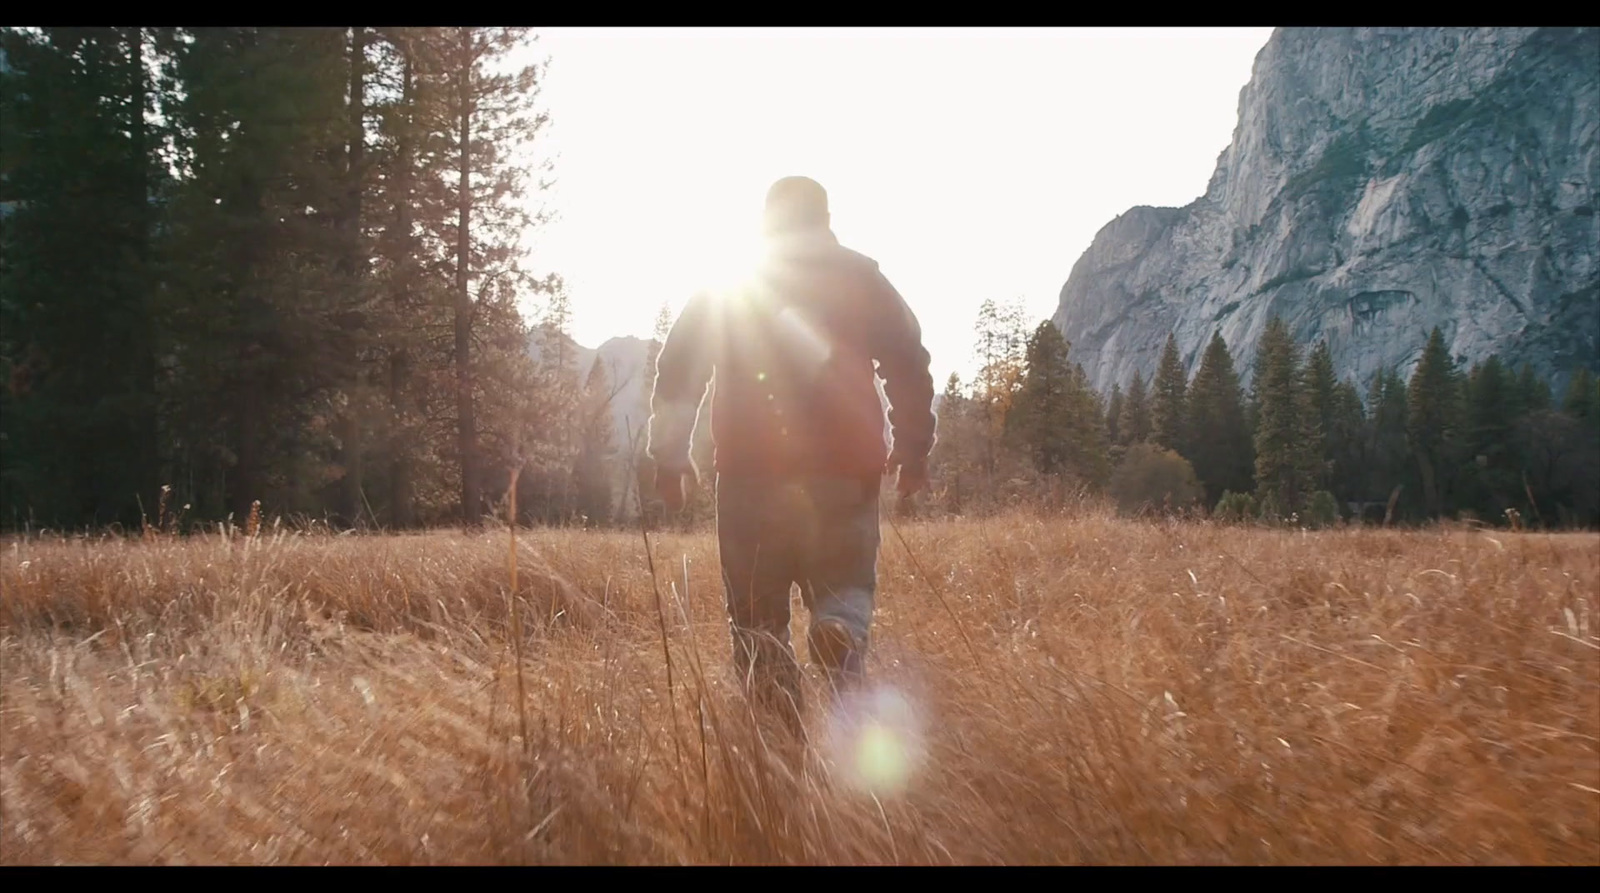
[0,27,615,532]
[924,299,1600,528]
[5,29,1595,534]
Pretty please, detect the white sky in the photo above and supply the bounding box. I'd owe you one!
[518,27,1274,386]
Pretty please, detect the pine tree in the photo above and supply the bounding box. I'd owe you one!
[1365,368,1412,519]
[158,27,355,519]
[1326,379,1367,506]
[1009,322,1108,487]
[1009,321,1073,474]
[1122,370,1152,446]
[367,26,437,528]
[1302,340,1337,489]
[1563,367,1598,428]
[1104,383,1124,449]
[324,27,376,526]
[1515,364,1552,416]
[1251,317,1319,514]
[1515,367,1600,528]
[0,25,567,531]
[1151,333,1188,453]
[1066,363,1111,487]
[421,27,552,524]
[1407,327,1462,518]
[1461,354,1519,518]
[0,27,165,527]
[1184,331,1254,506]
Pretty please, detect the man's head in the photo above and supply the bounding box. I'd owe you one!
[763,176,830,236]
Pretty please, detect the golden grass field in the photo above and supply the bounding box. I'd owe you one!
[2,508,1597,865]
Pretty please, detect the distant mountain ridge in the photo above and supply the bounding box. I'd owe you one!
[526,330,659,454]
[529,331,930,467]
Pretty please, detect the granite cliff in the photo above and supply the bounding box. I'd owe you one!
[1052,27,1599,395]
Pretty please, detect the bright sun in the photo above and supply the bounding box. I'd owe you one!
[529,149,794,337]
[682,217,769,300]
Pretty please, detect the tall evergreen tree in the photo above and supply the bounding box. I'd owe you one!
[1515,364,1552,416]
[1461,355,1518,516]
[1122,370,1152,446]
[422,27,552,524]
[158,26,355,519]
[1104,382,1124,449]
[1067,364,1111,487]
[1151,333,1187,453]
[1184,331,1254,506]
[332,26,373,527]
[1515,387,1600,528]
[1326,379,1367,506]
[1365,367,1412,518]
[1563,367,1599,428]
[0,27,164,527]
[1009,321,1074,475]
[1009,322,1108,486]
[1302,340,1337,489]
[367,26,437,528]
[1406,327,1462,517]
[1251,317,1319,514]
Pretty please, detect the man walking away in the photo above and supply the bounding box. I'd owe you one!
[646,176,937,741]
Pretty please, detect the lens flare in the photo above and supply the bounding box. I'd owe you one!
[824,685,926,797]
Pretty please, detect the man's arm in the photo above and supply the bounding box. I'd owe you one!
[646,291,716,481]
[868,270,937,475]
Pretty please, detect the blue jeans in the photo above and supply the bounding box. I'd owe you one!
[715,473,881,735]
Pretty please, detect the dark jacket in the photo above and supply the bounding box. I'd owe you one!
[647,227,936,481]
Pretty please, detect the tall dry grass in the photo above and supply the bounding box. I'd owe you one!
[1,509,1596,864]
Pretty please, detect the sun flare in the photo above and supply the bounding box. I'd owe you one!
[531,27,1275,380]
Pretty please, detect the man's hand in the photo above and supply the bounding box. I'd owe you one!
[655,466,693,514]
[893,461,928,499]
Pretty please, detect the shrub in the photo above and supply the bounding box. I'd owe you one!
[1108,444,1204,517]
[1305,490,1342,529]
[1214,490,1258,523]
[1257,489,1285,525]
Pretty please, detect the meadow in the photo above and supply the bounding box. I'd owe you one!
[2,508,1597,865]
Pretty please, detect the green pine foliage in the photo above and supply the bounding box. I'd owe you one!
[1184,331,1255,506]
[1151,333,1187,452]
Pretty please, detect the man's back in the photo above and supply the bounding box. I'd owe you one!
[649,227,936,482]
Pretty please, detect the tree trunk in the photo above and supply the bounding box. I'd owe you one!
[387,39,416,528]
[126,27,161,514]
[1417,450,1439,518]
[453,28,480,524]
[230,163,267,522]
[338,26,368,527]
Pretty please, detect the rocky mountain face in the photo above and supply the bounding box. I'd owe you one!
[1053,27,1599,397]
[526,331,661,454]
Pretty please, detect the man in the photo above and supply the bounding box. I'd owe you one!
[646,176,937,740]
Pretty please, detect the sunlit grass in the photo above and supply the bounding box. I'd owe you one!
[1,510,1596,864]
